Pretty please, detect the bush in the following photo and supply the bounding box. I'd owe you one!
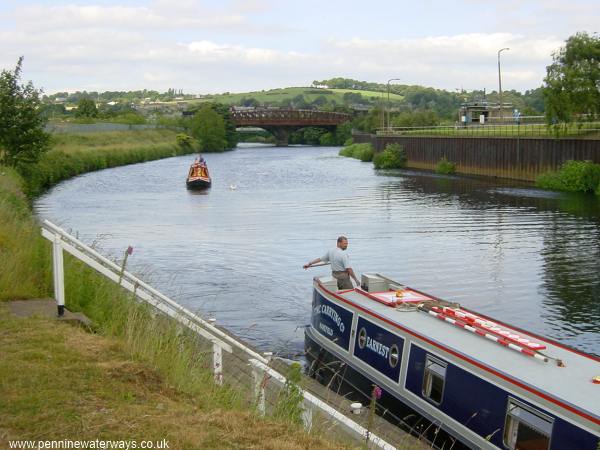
[343,137,353,146]
[176,133,199,151]
[536,160,600,194]
[373,143,407,169]
[319,131,336,146]
[436,156,456,174]
[338,143,373,162]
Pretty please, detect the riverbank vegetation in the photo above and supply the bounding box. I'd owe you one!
[338,141,408,170]
[338,143,374,161]
[435,157,457,175]
[21,129,187,198]
[373,144,408,170]
[536,160,600,196]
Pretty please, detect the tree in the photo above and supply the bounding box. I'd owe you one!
[543,32,600,124]
[75,98,98,118]
[210,103,237,149]
[189,105,228,152]
[0,57,50,167]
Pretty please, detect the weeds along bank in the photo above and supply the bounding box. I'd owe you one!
[1,129,189,299]
[1,130,359,448]
[20,129,187,198]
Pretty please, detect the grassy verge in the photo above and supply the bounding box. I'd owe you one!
[0,167,51,299]
[0,303,350,449]
[20,129,189,198]
[0,130,363,449]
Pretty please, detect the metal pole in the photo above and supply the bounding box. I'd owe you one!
[497,48,509,121]
[52,234,65,316]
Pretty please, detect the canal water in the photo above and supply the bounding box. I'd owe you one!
[34,144,600,357]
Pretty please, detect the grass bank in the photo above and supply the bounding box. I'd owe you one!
[1,129,193,299]
[0,130,363,449]
[0,303,350,449]
[20,129,188,198]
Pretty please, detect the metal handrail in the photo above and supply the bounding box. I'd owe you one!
[375,122,600,138]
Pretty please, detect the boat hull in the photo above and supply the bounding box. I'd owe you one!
[186,177,211,189]
[305,327,467,449]
[306,276,600,450]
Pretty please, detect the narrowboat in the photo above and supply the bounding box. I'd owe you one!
[305,273,600,449]
[186,159,211,189]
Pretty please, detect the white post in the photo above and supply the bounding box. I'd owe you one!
[52,234,65,316]
[213,343,223,385]
[252,364,266,415]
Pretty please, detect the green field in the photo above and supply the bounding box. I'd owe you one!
[191,86,403,106]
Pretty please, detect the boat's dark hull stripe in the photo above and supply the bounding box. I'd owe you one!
[316,282,600,427]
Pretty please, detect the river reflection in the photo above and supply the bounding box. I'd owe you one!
[34,144,600,356]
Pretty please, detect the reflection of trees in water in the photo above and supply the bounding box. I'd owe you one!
[376,170,600,335]
[541,218,600,332]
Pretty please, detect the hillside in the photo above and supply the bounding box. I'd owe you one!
[190,86,403,108]
[42,78,545,122]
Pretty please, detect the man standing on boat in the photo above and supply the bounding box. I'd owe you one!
[303,236,359,289]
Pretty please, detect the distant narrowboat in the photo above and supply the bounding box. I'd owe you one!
[186,158,211,190]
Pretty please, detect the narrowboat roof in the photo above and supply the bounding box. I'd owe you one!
[314,275,600,428]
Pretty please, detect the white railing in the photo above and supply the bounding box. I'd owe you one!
[41,219,396,450]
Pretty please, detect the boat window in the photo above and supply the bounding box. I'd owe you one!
[357,328,367,349]
[422,356,446,404]
[389,344,400,368]
[503,399,552,450]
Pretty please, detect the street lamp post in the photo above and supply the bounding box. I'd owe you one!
[387,78,401,131]
[497,47,509,120]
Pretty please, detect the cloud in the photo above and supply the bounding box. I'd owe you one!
[13,3,246,31]
[1,1,582,93]
[322,34,562,91]
[1,28,559,93]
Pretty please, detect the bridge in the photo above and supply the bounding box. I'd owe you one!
[230,108,352,145]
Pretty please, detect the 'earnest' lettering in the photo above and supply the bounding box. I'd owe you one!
[365,336,390,358]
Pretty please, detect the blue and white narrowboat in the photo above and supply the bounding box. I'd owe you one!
[305,273,600,449]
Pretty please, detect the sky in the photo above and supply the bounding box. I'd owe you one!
[1,0,598,95]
